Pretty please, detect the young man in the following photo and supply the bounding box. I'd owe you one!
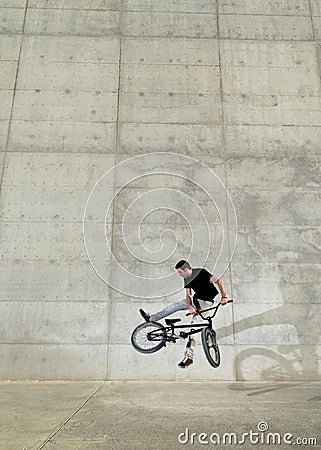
[139,260,228,369]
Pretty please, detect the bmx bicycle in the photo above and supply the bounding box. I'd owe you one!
[131,299,233,368]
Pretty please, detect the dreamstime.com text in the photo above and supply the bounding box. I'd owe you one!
[178,422,318,446]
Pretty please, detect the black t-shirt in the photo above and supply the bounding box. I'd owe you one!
[184,268,218,302]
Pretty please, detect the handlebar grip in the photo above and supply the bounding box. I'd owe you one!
[227,299,234,303]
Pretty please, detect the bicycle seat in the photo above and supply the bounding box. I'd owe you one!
[165,318,181,325]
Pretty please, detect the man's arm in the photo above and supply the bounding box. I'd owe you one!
[186,288,197,314]
[210,276,228,305]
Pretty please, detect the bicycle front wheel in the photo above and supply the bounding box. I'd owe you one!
[201,327,220,368]
[131,321,166,354]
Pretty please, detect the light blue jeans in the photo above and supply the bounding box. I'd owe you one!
[150,298,213,360]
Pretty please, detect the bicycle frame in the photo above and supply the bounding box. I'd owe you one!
[158,302,224,343]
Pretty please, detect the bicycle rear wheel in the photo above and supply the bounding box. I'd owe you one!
[131,321,166,354]
[201,327,220,368]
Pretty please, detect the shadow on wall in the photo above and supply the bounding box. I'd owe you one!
[218,301,320,382]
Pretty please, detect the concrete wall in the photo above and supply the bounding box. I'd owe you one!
[0,0,320,381]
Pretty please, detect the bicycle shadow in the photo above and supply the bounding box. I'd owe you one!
[216,302,320,382]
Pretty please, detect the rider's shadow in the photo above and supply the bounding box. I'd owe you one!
[217,264,320,381]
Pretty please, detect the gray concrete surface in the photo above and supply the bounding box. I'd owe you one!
[0,1,320,380]
[1,381,320,450]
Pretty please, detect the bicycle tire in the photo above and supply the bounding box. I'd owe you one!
[131,321,167,354]
[201,327,220,368]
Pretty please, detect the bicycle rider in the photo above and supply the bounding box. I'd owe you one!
[139,260,228,369]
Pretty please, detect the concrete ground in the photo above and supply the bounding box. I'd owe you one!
[1,381,320,450]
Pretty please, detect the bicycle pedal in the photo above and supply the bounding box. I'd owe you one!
[179,331,188,338]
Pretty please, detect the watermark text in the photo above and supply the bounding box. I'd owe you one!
[178,422,317,446]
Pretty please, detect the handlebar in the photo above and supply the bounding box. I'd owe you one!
[186,299,234,317]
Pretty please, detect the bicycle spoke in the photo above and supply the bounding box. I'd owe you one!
[201,327,220,368]
[137,330,160,349]
[131,322,166,354]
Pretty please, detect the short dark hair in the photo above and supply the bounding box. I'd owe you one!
[175,260,191,270]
